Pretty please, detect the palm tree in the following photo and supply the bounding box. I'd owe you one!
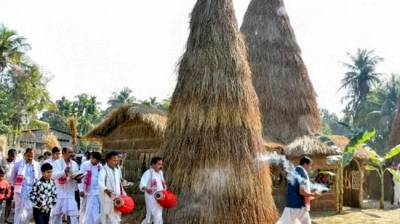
[106,87,136,110]
[0,25,30,73]
[339,49,383,124]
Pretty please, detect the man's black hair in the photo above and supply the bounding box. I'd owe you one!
[91,152,102,161]
[299,156,312,166]
[24,148,34,154]
[41,163,53,172]
[150,157,163,165]
[52,147,60,154]
[105,151,119,161]
[43,151,52,157]
[8,149,17,156]
[62,147,69,153]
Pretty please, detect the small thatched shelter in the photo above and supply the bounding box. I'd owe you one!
[84,104,167,183]
[161,0,278,223]
[266,135,347,212]
[241,0,320,144]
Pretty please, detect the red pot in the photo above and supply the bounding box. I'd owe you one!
[154,190,177,209]
[114,195,135,214]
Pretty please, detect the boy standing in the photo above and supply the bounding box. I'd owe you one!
[139,157,166,224]
[30,163,57,224]
[0,168,12,222]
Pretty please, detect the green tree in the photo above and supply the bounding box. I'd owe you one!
[340,49,383,125]
[104,87,137,115]
[41,94,101,136]
[6,64,51,143]
[0,25,30,74]
[352,74,400,153]
[364,145,400,209]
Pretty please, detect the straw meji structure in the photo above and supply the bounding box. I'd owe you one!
[67,117,78,151]
[241,0,320,144]
[84,104,167,183]
[161,0,278,223]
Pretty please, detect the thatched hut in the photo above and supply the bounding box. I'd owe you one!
[161,0,278,223]
[84,104,167,183]
[241,0,320,144]
[266,135,359,212]
[267,134,376,211]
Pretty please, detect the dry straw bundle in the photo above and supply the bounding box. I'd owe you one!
[43,132,60,149]
[67,117,78,148]
[0,135,7,157]
[161,0,277,223]
[241,0,320,144]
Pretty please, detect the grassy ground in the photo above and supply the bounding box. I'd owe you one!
[312,207,400,224]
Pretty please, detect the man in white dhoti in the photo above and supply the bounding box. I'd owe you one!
[11,148,40,224]
[393,164,400,207]
[99,151,123,224]
[79,152,103,224]
[51,147,80,224]
[140,157,166,224]
[277,156,321,224]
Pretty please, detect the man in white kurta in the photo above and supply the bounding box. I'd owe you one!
[51,147,80,224]
[11,148,40,224]
[140,157,166,224]
[99,151,122,224]
[79,152,102,224]
[393,165,400,207]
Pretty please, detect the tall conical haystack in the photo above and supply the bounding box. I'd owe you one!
[162,0,277,223]
[241,0,320,144]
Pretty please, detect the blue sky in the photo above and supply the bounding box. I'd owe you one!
[1,0,399,115]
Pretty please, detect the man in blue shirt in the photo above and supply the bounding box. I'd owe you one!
[277,156,321,224]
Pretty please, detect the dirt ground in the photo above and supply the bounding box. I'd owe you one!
[122,206,400,224]
[311,207,400,224]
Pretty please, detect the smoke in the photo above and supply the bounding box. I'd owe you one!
[256,153,329,192]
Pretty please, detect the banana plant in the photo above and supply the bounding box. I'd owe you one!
[326,129,376,213]
[364,144,400,209]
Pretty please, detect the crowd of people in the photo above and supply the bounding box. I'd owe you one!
[0,147,167,224]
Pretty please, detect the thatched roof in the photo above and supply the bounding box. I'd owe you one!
[241,0,320,144]
[84,104,167,140]
[284,135,341,157]
[161,0,277,223]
